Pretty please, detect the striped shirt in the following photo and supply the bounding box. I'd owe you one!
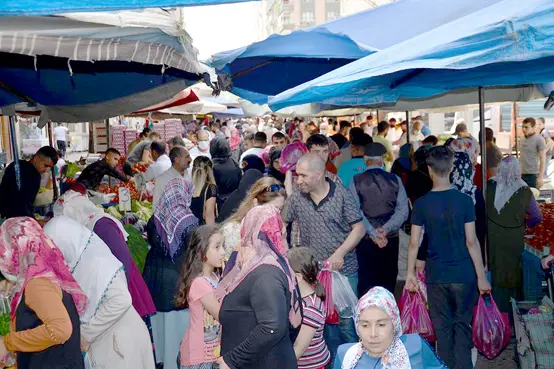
[298,294,331,369]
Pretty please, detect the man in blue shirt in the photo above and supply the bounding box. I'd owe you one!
[406,146,491,369]
[338,133,371,187]
[350,143,409,295]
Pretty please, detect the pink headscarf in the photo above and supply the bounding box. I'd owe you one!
[229,127,241,151]
[0,217,87,319]
[216,204,301,328]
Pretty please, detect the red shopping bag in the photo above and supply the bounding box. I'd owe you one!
[317,267,339,324]
[399,289,436,343]
[472,294,511,359]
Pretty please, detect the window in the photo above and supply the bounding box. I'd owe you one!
[301,12,314,22]
[327,11,338,20]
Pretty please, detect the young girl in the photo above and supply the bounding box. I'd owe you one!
[288,247,331,369]
[176,225,226,369]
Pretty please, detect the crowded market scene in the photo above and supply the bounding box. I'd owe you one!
[1,0,554,368]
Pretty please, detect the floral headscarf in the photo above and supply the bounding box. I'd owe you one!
[493,156,528,212]
[343,287,410,369]
[0,217,87,320]
[216,204,301,328]
[447,138,478,165]
[154,178,199,259]
[450,152,477,204]
[229,128,241,151]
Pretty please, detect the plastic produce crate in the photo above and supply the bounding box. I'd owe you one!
[522,247,545,301]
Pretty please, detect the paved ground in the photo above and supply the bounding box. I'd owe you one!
[475,343,518,369]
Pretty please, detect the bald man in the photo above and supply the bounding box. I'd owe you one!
[189,130,211,161]
[153,146,192,210]
[284,153,365,355]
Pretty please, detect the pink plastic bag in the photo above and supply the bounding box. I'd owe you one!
[280,141,308,174]
[317,265,339,325]
[472,294,511,359]
[399,289,436,343]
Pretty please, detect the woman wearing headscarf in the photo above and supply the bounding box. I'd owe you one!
[267,148,286,184]
[405,146,432,204]
[229,127,241,152]
[391,143,415,187]
[487,156,543,314]
[217,169,264,223]
[210,137,242,208]
[241,154,266,174]
[216,204,301,369]
[44,216,155,369]
[143,178,199,369]
[53,189,156,320]
[450,152,487,262]
[0,217,86,369]
[334,287,446,369]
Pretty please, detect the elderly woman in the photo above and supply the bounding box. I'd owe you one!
[334,287,446,369]
[44,216,154,369]
[216,204,301,369]
[0,217,86,369]
[53,187,156,320]
[144,178,198,369]
[487,156,543,314]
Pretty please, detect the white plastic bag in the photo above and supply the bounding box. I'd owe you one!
[331,271,358,319]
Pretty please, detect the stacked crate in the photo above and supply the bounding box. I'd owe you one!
[110,125,126,154]
[152,123,166,143]
[123,129,138,155]
[164,119,182,141]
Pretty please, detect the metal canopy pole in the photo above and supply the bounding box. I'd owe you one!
[405,111,410,143]
[47,121,59,200]
[478,86,488,268]
[513,102,519,157]
[8,116,21,190]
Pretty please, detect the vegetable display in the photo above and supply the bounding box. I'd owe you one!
[525,203,554,252]
[65,162,81,178]
[124,225,149,273]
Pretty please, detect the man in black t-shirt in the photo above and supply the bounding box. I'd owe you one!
[0,146,58,219]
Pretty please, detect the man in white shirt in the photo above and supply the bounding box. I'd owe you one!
[153,146,192,210]
[239,132,267,163]
[143,141,171,182]
[53,123,70,157]
[188,130,212,161]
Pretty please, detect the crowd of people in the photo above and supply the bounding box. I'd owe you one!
[0,114,551,369]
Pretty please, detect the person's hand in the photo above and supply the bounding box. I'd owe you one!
[327,251,345,271]
[0,339,9,361]
[415,260,426,272]
[80,337,90,352]
[542,255,554,270]
[405,273,418,292]
[376,228,388,238]
[537,176,544,190]
[128,177,136,184]
[369,233,387,248]
[478,277,492,295]
[216,356,230,369]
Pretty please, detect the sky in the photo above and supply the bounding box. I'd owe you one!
[182,2,263,61]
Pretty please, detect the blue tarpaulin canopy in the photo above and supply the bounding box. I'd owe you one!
[270,0,554,111]
[0,0,258,16]
[210,0,504,104]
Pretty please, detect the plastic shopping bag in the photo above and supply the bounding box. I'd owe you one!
[317,264,339,324]
[331,271,358,319]
[416,270,428,306]
[472,294,511,359]
[399,289,436,343]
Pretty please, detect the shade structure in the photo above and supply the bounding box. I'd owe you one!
[160,100,228,115]
[210,0,504,104]
[0,11,206,125]
[0,0,259,16]
[269,0,554,111]
[134,89,200,113]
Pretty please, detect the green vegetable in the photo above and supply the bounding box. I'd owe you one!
[38,187,48,194]
[65,162,80,178]
[105,206,123,220]
[0,313,10,336]
[132,200,153,223]
[124,225,148,273]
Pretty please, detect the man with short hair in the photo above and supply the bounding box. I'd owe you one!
[537,117,553,177]
[349,142,409,295]
[333,127,366,170]
[394,121,409,146]
[422,135,439,146]
[128,130,147,154]
[338,133,371,187]
[210,121,225,138]
[413,115,432,136]
[331,121,352,149]
[271,132,289,149]
[306,134,341,182]
[153,146,192,209]
[77,148,133,190]
[0,146,58,218]
[520,117,547,188]
[239,132,267,163]
[54,123,70,157]
[167,135,186,151]
[284,153,365,352]
[143,141,171,182]
[372,121,395,168]
[481,128,503,177]
[406,146,490,369]
[126,131,161,166]
[189,130,211,162]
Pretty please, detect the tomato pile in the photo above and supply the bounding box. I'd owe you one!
[97,182,153,203]
[133,163,148,174]
[526,203,554,252]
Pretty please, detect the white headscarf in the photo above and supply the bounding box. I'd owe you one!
[54,190,128,241]
[492,156,528,213]
[44,216,124,323]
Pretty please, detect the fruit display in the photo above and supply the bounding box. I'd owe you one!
[525,203,554,252]
[97,182,153,203]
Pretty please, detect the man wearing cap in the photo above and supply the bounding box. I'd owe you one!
[349,142,409,296]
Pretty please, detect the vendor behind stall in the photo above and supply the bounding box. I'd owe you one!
[0,146,58,219]
[77,148,134,191]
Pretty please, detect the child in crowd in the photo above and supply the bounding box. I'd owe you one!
[288,247,331,369]
[406,146,491,369]
[176,225,226,369]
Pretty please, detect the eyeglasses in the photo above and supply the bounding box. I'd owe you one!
[266,184,284,193]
